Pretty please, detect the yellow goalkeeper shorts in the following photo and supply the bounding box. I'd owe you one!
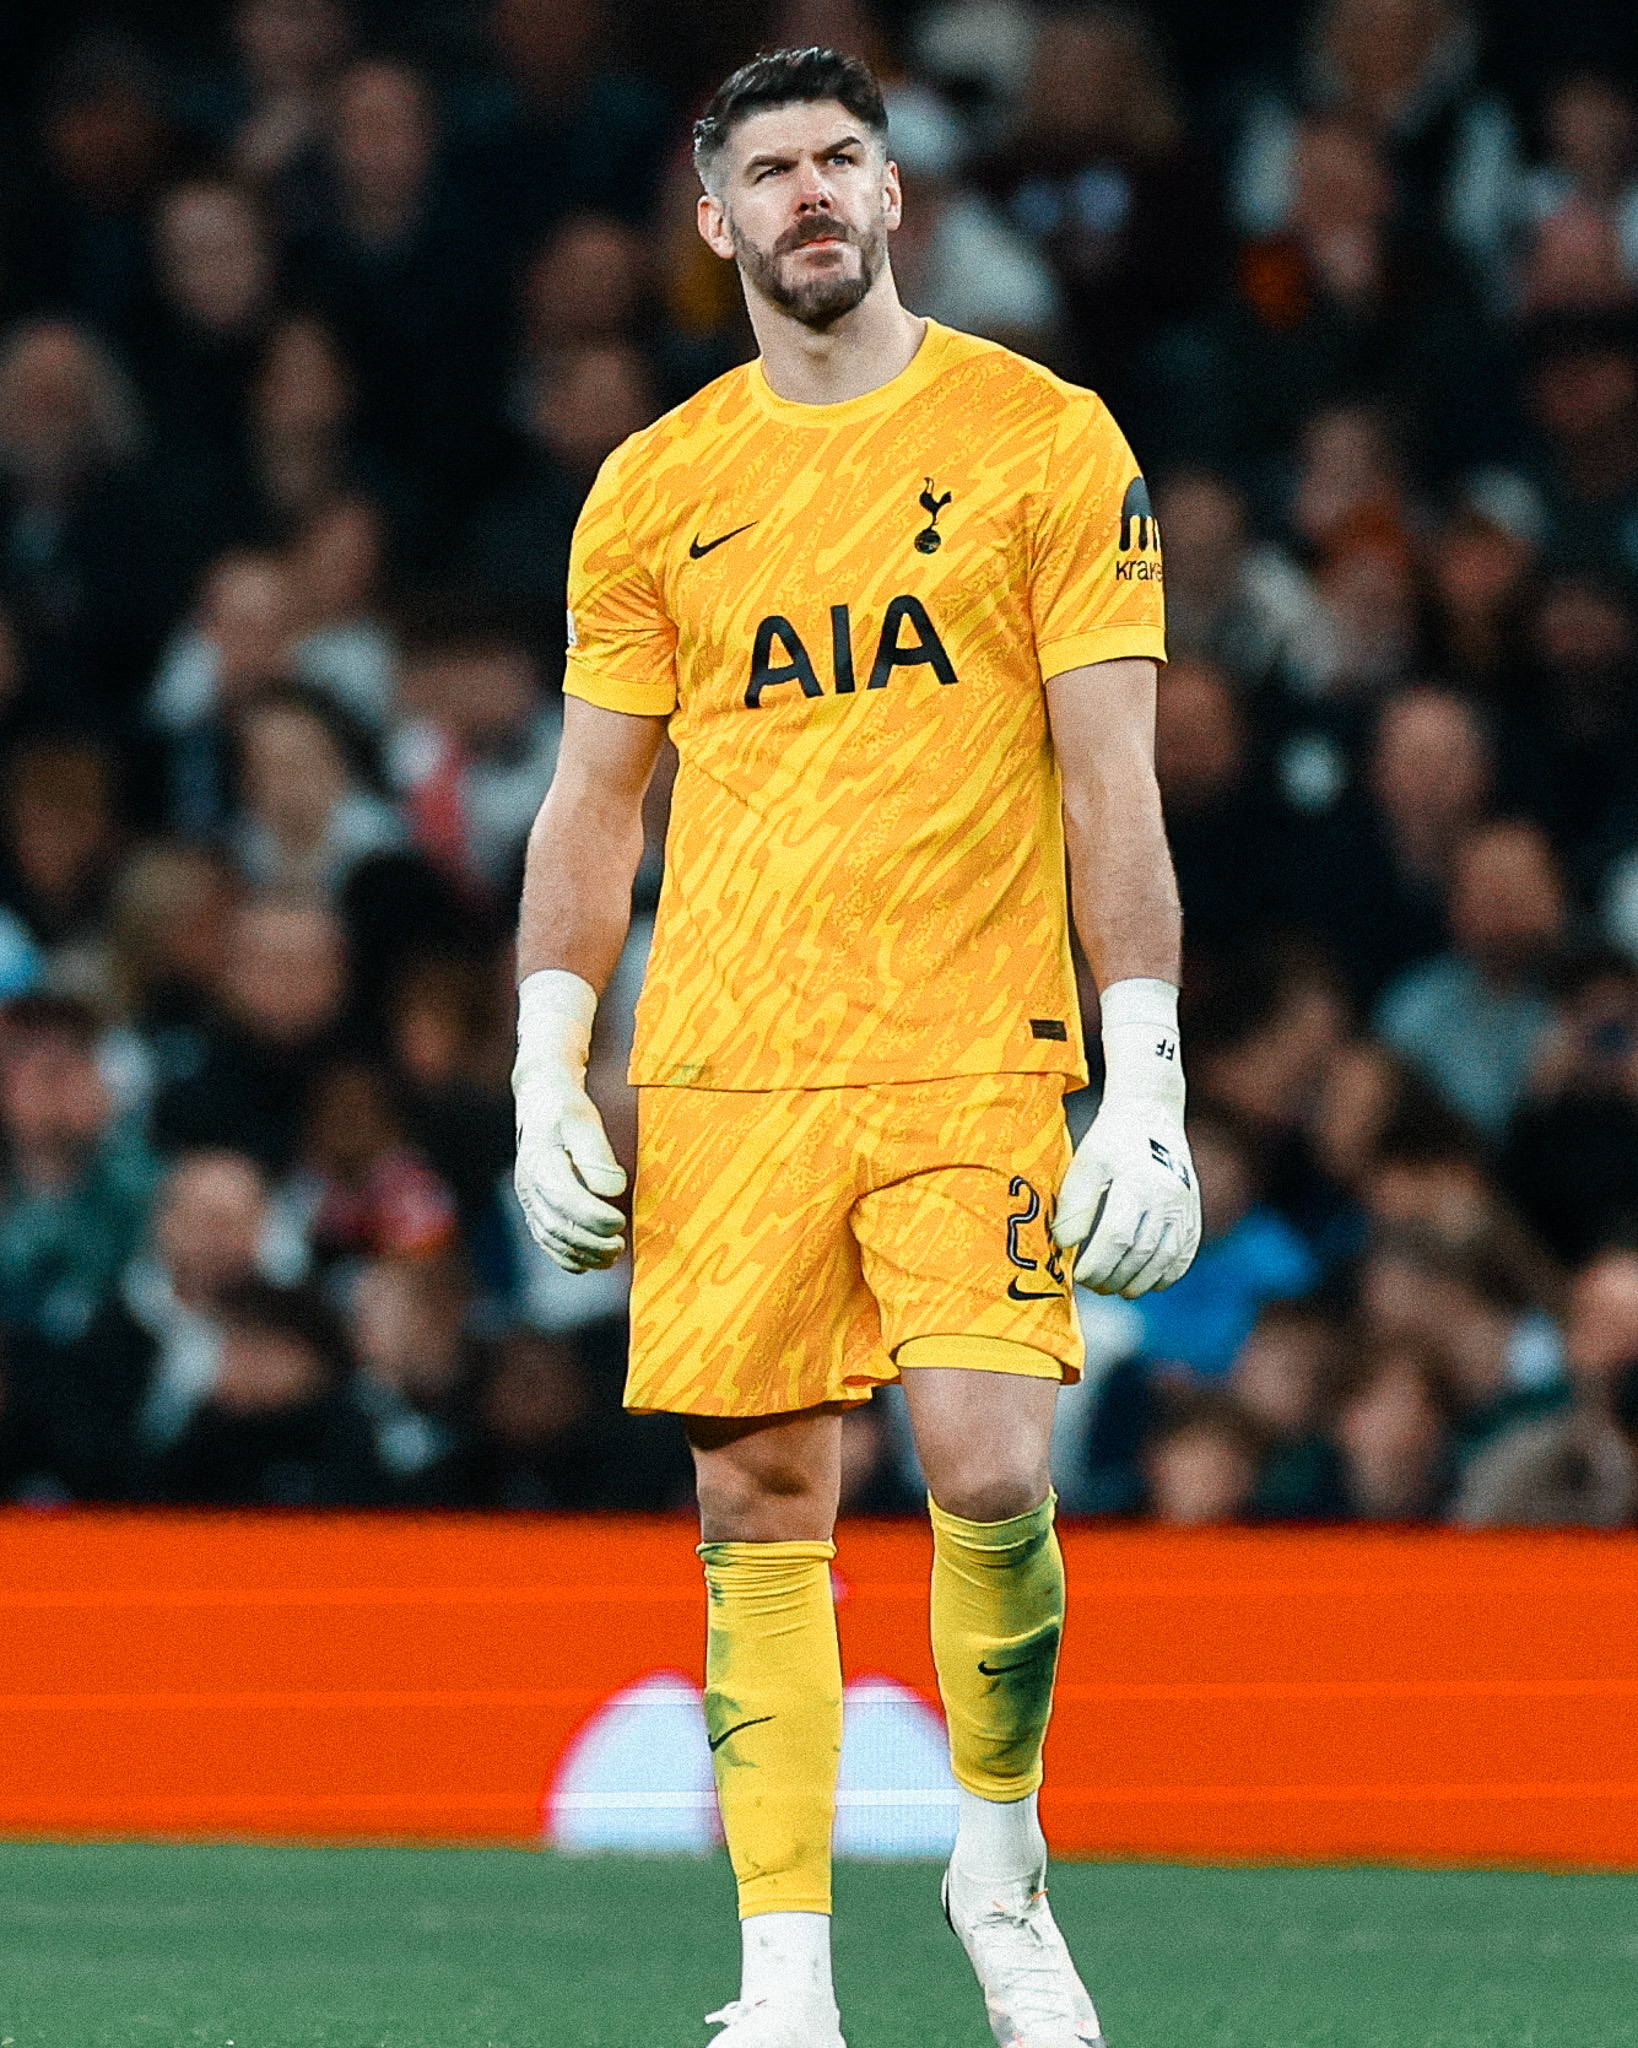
[624,1074,1083,1418]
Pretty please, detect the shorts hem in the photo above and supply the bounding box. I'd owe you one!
[895,1334,1070,1381]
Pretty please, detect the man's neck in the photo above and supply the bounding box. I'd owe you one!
[748,274,927,407]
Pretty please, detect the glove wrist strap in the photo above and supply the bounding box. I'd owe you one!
[1099,977,1184,1118]
[514,968,598,1089]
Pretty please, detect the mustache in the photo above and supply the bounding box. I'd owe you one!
[774,217,858,256]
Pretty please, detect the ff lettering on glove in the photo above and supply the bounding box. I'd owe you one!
[512,969,627,1273]
[1052,977,1201,1298]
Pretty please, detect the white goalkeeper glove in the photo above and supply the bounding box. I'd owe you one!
[1052,977,1201,1298]
[512,969,628,1273]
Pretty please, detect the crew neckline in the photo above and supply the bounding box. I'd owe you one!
[748,317,954,424]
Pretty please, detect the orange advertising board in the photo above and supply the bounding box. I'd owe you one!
[1,1512,1636,1867]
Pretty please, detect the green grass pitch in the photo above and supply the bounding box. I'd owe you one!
[0,1842,1636,2047]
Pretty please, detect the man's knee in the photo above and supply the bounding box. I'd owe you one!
[926,1458,1051,1526]
[688,1414,840,1542]
[901,1366,1056,1524]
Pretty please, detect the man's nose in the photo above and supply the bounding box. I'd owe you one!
[793,163,835,212]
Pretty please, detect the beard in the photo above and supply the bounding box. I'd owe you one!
[731,211,887,330]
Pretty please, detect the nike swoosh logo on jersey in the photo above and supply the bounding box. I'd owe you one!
[708,1714,774,1751]
[689,521,757,559]
[978,1651,1051,1676]
[1007,1278,1064,1301]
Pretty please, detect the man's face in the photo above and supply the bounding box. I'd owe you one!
[0,1034,108,1156]
[699,100,899,331]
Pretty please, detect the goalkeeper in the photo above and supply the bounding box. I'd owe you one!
[513,45,1200,2048]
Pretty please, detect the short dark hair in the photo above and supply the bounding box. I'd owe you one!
[693,47,888,188]
[216,1280,354,1388]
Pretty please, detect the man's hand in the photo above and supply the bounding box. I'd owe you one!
[1053,978,1200,1298]
[512,970,628,1273]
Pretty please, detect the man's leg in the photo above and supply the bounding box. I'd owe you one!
[900,1365,1062,1878]
[902,1362,1104,2045]
[688,1407,846,2038]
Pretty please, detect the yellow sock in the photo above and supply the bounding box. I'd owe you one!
[929,1491,1065,1799]
[698,1539,841,1918]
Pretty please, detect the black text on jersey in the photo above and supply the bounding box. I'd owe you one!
[745,595,958,708]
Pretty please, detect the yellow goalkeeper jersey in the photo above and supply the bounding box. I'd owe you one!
[562,319,1166,1092]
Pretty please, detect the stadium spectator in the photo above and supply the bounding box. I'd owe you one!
[447,1321,691,1510]
[0,319,236,708]
[1375,817,1566,1136]
[390,604,558,898]
[0,737,126,988]
[297,1060,459,1269]
[1500,950,1638,1265]
[1424,483,1540,697]
[281,494,397,727]
[1143,1389,1267,1525]
[1333,1338,1458,1520]
[239,313,398,541]
[42,1148,289,1496]
[1499,575,1638,883]
[464,0,673,244]
[881,82,1061,357]
[151,548,301,837]
[1154,657,1281,963]
[103,844,240,1048]
[289,58,511,504]
[1451,1246,1638,1525]
[1515,317,1638,596]
[978,3,1222,404]
[1151,468,1333,686]
[152,894,349,1172]
[456,339,659,659]
[136,179,280,448]
[205,0,357,197]
[1509,74,1638,318]
[385,954,516,1258]
[142,1277,385,1505]
[1354,1236,1563,1455]
[348,1251,477,1494]
[1182,118,1493,477]
[0,994,160,1348]
[1229,1301,1350,1519]
[1279,685,1494,1007]
[13,36,182,347]
[1230,0,1506,253]
[227,684,401,898]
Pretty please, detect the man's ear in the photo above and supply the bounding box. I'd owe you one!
[882,158,903,233]
[697,192,735,261]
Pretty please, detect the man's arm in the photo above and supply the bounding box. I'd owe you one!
[513,697,668,1273]
[518,695,669,987]
[1044,657,1201,1297]
[1045,657,1179,988]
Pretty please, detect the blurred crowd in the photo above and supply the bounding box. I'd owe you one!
[0,0,1636,1524]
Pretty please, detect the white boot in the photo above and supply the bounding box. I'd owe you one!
[943,1860,1106,2048]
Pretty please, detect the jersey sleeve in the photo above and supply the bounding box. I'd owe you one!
[1028,391,1167,682]
[562,446,679,717]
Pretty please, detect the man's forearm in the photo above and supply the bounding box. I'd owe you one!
[516,775,646,992]
[1046,657,1180,992]
[1063,777,1181,993]
[516,698,666,992]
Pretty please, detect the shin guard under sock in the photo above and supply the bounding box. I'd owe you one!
[699,1539,842,1919]
[929,1491,1065,1801]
